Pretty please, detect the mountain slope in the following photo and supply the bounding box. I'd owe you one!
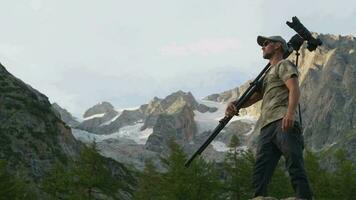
[0,63,136,198]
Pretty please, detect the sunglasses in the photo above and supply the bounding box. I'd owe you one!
[262,40,273,47]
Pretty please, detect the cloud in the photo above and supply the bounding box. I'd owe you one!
[30,0,43,11]
[160,38,240,56]
[0,44,25,58]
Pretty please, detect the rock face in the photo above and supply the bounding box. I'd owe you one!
[51,103,80,127]
[76,101,122,134]
[0,62,79,190]
[294,34,356,162]
[145,104,197,153]
[140,90,217,130]
[76,90,217,137]
[0,63,136,198]
[72,91,221,169]
[97,138,160,171]
[83,101,115,118]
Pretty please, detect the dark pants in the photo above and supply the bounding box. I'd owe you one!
[252,119,313,199]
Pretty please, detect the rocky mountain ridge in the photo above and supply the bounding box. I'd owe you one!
[67,96,255,169]
[73,90,217,137]
[52,102,80,127]
[0,63,136,198]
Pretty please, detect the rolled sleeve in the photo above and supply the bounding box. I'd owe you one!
[278,60,299,82]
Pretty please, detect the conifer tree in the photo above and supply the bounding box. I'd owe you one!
[134,160,163,200]
[304,149,332,199]
[331,149,356,200]
[73,142,117,199]
[267,159,294,198]
[223,135,255,200]
[0,160,35,200]
[159,140,223,200]
[42,161,75,199]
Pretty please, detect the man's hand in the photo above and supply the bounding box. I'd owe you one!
[282,112,294,132]
[282,77,300,132]
[225,102,239,117]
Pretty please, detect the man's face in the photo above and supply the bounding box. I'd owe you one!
[261,40,283,59]
[261,40,275,59]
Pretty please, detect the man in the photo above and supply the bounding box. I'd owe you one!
[225,36,313,199]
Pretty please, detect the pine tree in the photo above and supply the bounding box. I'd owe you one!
[73,142,118,199]
[0,160,21,199]
[187,157,223,200]
[0,160,35,200]
[133,160,163,200]
[223,135,255,200]
[159,140,223,200]
[331,149,356,200]
[42,161,76,199]
[267,159,294,198]
[304,149,332,199]
[228,134,240,149]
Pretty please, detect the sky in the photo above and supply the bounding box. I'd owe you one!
[0,0,355,118]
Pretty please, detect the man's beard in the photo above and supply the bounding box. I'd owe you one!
[263,52,273,59]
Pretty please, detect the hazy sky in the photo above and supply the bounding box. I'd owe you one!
[0,0,355,118]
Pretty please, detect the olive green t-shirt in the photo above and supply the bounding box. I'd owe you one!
[259,59,300,129]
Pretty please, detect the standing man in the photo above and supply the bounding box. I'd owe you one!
[225,36,313,200]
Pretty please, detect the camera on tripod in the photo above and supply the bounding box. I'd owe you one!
[286,16,322,53]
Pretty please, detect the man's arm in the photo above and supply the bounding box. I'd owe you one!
[241,91,263,108]
[282,77,300,131]
[225,91,263,117]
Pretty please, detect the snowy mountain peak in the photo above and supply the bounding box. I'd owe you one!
[83,101,115,118]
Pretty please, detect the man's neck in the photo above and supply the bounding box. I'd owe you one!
[269,54,283,65]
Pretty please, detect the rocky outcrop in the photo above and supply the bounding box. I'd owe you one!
[293,34,356,163]
[101,109,146,134]
[145,104,197,153]
[76,101,120,133]
[51,103,80,127]
[204,86,241,103]
[0,63,136,198]
[76,90,217,138]
[83,101,115,118]
[98,138,160,171]
[72,91,224,169]
[0,62,80,192]
[140,90,217,130]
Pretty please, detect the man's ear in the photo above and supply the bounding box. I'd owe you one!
[274,42,283,52]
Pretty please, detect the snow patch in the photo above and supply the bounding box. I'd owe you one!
[324,142,337,149]
[100,112,122,126]
[211,141,229,152]
[72,122,153,145]
[194,100,257,134]
[83,113,105,121]
[71,129,100,143]
[116,106,140,111]
[194,100,227,133]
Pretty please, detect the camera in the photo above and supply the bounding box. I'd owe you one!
[286,16,322,52]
